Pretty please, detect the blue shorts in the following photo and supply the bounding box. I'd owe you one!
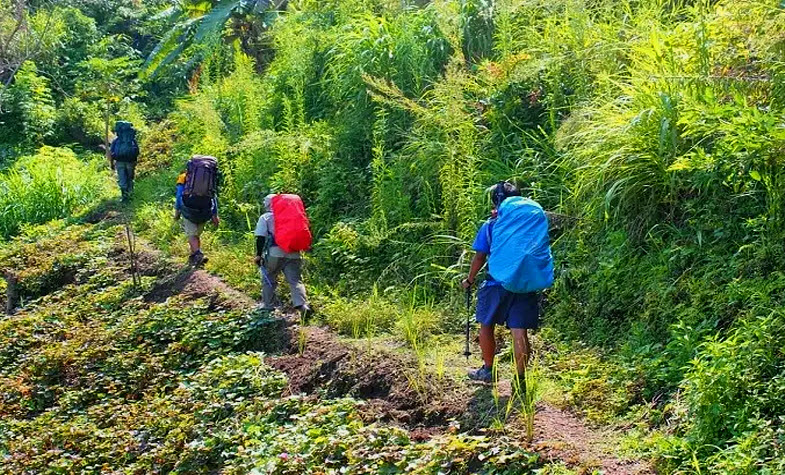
[476,283,540,329]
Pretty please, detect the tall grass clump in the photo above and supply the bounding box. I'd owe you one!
[169,51,267,161]
[320,287,398,337]
[0,147,111,238]
[323,7,450,114]
[395,291,443,350]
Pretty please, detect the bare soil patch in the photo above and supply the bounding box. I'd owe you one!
[266,319,652,473]
[109,232,169,278]
[144,267,253,310]
[473,380,653,474]
[83,206,123,225]
[106,232,252,310]
[267,315,471,428]
[533,403,653,474]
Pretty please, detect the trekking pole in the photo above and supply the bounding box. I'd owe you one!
[260,262,274,289]
[123,213,140,288]
[464,287,472,361]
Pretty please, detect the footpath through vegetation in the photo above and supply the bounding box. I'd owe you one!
[3,0,785,473]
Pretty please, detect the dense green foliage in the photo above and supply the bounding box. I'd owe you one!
[0,0,175,154]
[3,0,785,472]
[0,147,112,238]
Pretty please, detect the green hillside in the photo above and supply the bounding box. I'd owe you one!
[2,0,785,473]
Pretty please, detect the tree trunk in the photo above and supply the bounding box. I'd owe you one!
[105,110,111,167]
[2,270,18,315]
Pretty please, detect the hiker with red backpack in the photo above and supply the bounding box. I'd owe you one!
[462,182,554,385]
[174,155,220,266]
[109,121,140,202]
[254,193,312,315]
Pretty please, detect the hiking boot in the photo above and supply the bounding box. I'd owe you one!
[295,304,313,319]
[188,250,205,267]
[468,365,493,383]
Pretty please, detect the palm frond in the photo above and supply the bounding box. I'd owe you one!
[194,0,247,43]
[143,17,201,78]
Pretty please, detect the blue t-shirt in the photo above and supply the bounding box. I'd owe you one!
[472,219,502,286]
[472,220,492,254]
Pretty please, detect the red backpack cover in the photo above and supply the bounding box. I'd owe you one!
[271,194,313,253]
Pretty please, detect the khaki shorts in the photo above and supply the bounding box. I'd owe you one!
[181,218,205,238]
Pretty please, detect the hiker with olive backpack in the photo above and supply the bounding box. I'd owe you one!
[254,193,312,315]
[462,182,554,386]
[109,121,140,202]
[174,155,220,266]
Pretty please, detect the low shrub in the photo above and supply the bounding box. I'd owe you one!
[675,309,785,472]
[136,119,178,177]
[542,345,636,424]
[54,97,104,146]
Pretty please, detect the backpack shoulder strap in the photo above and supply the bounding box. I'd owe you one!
[485,217,496,248]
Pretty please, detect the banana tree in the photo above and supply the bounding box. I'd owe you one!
[143,0,286,79]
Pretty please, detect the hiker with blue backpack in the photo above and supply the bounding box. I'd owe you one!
[461,181,554,384]
[174,155,220,266]
[109,121,140,202]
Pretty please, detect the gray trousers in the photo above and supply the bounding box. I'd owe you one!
[116,161,136,198]
[261,256,307,308]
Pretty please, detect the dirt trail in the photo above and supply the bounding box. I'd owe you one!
[115,233,652,474]
[266,316,470,427]
[533,403,651,474]
[260,311,653,474]
[460,377,652,475]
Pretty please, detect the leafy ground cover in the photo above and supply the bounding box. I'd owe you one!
[0,218,557,474]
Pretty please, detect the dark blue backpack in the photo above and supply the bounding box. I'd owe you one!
[110,121,139,162]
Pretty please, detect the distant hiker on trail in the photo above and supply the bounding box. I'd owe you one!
[174,155,220,267]
[254,193,312,315]
[462,181,554,385]
[109,121,140,202]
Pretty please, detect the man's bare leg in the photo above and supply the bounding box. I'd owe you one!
[479,323,496,369]
[188,236,200,254]
[510,328,530,376]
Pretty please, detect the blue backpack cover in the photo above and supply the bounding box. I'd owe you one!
[488,196,554,293]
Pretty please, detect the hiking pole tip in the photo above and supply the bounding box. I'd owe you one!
[464,287,472,361]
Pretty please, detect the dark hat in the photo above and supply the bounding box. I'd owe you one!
[490,181,521,207]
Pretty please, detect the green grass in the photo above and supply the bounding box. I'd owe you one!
[0,146,113,238]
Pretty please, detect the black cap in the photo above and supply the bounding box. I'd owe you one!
[491,181,521,207]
